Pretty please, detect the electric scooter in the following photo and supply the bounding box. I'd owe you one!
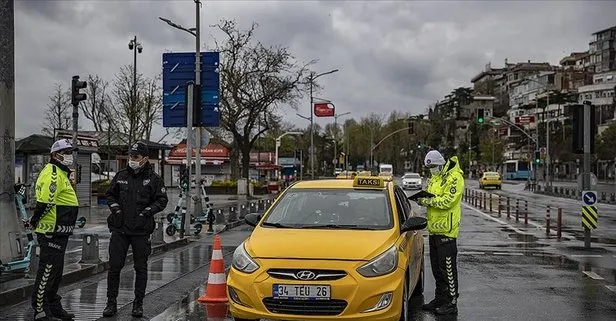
[165,185,203,236]
[0,184,36,276]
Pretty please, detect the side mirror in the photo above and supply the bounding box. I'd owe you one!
[244,213,261,227]
[401,217,427,233]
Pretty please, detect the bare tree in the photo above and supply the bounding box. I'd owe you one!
[137,74,162,141]
[213,19,312,181]
[80,74,112,132]
[109,64,146,146]
[42,84,71,137]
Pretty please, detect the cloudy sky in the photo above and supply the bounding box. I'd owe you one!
[12,0,616,142]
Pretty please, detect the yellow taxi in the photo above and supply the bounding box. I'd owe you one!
[378,172,394,182]
[479,171,502,189]
[357,170,373,176]
[227,176,427,321]
[336,171,357,179]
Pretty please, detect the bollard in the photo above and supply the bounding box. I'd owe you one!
[524,200,528,225]
[489,194,493,214]
[507,197,511,219]
[151,217,165,244]
[207,208,214,233]
[482,193,486,210]
[557,208,562,240]
[215,209,226,224]
[498,196,502,217]
[546,206,551,236]
[228,206,238,222]
[258,200,266,212]
[79,234,101,264]
[515,199,520,222]
[239,204,247,219]
[250,202,257,214]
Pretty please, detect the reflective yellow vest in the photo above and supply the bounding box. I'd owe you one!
[34,163,79,235]
[424,156,464,238]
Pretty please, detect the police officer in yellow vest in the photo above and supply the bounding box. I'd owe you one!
[417,150,463,315]
[29,139,79,321]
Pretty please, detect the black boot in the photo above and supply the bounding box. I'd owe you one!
[102,299,117,317]
[131,301,143,318]
[422,297,445,311]
[50,307,75,320]
[434,301,458,315]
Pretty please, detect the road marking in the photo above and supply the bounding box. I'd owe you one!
[462,203,528,234]
[582,271,604,280]
[493,252,523,256]
[458,251,486,255]
[606,285,616,293]
[571,254,603,258]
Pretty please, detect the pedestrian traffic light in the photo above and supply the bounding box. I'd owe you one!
[71,75,87,107]
[533,151,541,164]
[408,120,414,134]
[477,108,485,124]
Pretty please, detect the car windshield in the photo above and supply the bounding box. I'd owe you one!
[404,174,420,179]
[262,188,393,230]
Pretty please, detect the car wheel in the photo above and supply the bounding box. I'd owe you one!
[411,256,424,297]
[399,274,409,321]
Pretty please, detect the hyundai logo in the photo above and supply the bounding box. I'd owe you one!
[295,270,317,280]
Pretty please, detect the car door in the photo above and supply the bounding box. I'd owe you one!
[394,186,423,285]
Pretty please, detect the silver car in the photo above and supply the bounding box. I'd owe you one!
[402,172,422,190]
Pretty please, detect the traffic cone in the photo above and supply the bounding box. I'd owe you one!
[201,302,228,321]
[198,234,229,303]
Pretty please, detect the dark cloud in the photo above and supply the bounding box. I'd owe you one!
[12,0,616,139]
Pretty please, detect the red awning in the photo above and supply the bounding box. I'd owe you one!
[165,157,228,165]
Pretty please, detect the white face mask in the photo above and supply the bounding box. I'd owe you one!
[430,166,442,175]
[129,160,143,170]
[59,154,73,166]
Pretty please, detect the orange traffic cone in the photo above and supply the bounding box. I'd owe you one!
[201,302,228,321]
[198,234,229,303]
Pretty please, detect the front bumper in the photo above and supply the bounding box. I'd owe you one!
[227,258,405,321]
[402,182,421,189]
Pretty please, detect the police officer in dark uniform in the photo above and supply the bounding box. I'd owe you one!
[102,142,168,317]
[30,139,79,321]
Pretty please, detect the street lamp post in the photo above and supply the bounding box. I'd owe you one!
[128,36,143,147]
[333,111,351,169]
[275,132,303,181]
[309,69,339,179]
[159,0,203,237]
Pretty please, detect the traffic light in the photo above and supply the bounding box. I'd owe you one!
[71,75,87,106]
[533,151,541,164]
[477,108,485,124]
[408,120,414,134]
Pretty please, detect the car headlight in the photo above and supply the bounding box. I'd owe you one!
[357,246,398,277]
[232,242,259,273]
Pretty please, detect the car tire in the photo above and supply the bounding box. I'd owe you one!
[399,274,409,321]
[411,256,424,298]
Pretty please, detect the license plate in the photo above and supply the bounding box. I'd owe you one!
[273,284,330,300]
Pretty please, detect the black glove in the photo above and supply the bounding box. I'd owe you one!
[110,203,121,215]
[140,208,152,217]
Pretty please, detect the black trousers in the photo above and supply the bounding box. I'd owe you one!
[32,234,70,319]
[106,232,152,303]
[429,235,459,303]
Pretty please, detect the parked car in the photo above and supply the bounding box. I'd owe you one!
[401,172,422,190]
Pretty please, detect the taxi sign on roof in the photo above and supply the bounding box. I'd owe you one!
[353,176,385,189]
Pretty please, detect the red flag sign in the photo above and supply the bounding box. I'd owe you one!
[314,103,335,117]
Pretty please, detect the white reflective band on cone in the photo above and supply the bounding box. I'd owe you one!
[212,250,223,260]
[207,272,227,285]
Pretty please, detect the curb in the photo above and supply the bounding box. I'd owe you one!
[0,238,190,308]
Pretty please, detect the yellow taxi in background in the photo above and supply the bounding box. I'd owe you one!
[378,172,394,182]
[479,171,502,189]
[336,171,357,179]
[357,170,373,176]
[227,177,427,321]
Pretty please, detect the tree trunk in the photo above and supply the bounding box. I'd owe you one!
[229,139,240,180]
[241,144,252,195]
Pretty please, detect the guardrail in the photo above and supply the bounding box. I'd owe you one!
[463,188,563,240]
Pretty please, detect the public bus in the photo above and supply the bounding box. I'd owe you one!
[502,159,531,180]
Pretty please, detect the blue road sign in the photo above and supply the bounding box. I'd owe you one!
[582,190,597,206]
[162,52,221,127]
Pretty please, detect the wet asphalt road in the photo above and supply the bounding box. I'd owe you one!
[2,184,615,320]
[466,180,616,245]
[146,189,616,321]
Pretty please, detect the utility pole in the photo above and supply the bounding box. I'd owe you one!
[582,101,592,248]
[0,0,19,263]
[193,0,204,225]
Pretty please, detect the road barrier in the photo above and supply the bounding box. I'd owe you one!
[463,189,564,240]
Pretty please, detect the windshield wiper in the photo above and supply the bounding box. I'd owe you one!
[261,222,294,228]
[302,224,379,230]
